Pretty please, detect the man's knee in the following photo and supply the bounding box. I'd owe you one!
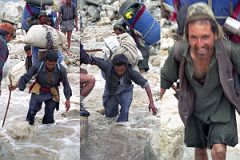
[211,144,226,158]
[89,75,95,85]
[80,68,88,74]
[195,147,207,156]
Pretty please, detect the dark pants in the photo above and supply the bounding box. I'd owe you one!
[27,93,58,124]
[137,43,150,72]
[184,113,238,148]
[103,89,133,122]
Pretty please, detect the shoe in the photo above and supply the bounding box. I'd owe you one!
[80,103,90,117]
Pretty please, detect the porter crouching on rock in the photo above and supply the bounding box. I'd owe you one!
[9,52,72,125]
[91,54,158,122]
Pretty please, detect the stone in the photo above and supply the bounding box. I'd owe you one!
[87,5,100,20]
[84,0,104,6]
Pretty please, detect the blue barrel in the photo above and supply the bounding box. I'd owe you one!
[72,0,78,7]
[163,0,174,6]
[178,0,239,25]
[163,0,175,12]
[120,1,160,45]
[21,3,41,31]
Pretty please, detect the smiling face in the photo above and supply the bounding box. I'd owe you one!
[188,20,217,60]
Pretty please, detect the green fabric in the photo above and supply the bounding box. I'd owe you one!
[184,113,238,148]
[161,41,240,123]
[185,54,232,123]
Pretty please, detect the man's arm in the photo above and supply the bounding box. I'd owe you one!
[73,4,78,31]
[60,65,72,111]
[56,6,63,30]
[91,57,110,72]
[129,69,158,115]
[9,64,38,91]
[160,44,181,98]
[74,15,78,31]
[144,84,158,115]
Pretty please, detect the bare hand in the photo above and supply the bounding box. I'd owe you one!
[148,102,158,115]
[8,84,17,91]
[65,99,70,111]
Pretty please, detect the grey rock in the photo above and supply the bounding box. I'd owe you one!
[84,0,104,6]
[87,5,100,20]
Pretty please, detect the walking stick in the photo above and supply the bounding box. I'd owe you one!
[2,76,12,127]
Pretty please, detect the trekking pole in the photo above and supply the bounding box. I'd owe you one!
[2,76,12,127]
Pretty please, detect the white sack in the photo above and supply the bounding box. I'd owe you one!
[23,25,68,50]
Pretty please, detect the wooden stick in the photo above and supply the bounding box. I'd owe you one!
[2,77,12,127]
[84,49,102,53]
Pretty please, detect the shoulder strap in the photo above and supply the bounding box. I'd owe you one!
[57,63,61,71]
[37,61,44,73]
[172,41,188,62]
[38,62,61,72]
[216,38,240,95]
[26,3,34,17]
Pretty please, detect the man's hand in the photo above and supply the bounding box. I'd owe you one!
[65,99,70,111]
[8,84,18,91]
[148,101,158,115]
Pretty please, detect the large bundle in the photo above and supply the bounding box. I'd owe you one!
[7,61,26,86]
[25,0,54,6]
[22,25,68,50]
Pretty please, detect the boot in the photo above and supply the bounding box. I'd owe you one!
[80,103,90,117]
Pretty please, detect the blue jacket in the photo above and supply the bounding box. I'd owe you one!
[93,57,148,95]
[80,43,92,64]
[19,62,72,99]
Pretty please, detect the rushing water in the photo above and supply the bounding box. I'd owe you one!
[0,0,80,159]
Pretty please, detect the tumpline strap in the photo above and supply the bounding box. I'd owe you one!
[130,4,146,29]
[26,3,34,17]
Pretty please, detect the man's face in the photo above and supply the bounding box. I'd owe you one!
[25,50,32,57]
[188,20,216,59]
[66,0,71,5]
[113,29,122,35]
[45,60,57,72]
[114,65,127,77]
[39,16,47,25]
